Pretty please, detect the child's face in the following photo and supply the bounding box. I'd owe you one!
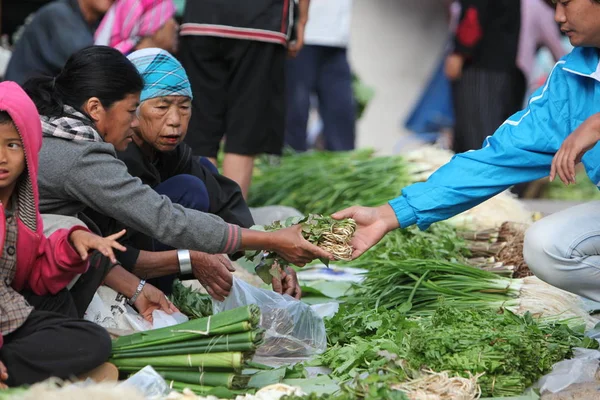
[0,123,25,194]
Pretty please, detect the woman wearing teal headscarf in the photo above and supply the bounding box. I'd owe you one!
[107,48,302,299]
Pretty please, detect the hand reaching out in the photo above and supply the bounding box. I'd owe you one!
[332,204,399,259]
[0,361,7,389]
[69,229,127,264]
[133,282,179,322]
[270,225,333,267]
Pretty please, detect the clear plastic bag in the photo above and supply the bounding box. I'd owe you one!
[213,277,327,357]
[120,366,170,400]
[537,348,600,394]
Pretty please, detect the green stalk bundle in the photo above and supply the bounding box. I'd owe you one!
[112,305,260,351]
[167,381,246,397]
[111,342,257,358]
[111,352,244,369]
[352,259,519,315]
[159,370,250,389]
[112,331,264,359]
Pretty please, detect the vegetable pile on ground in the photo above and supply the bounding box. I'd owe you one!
[316,304,598,398]
[110,305,263,397]
[250,150,412,215]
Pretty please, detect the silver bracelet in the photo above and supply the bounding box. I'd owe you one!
[178,249,193,276]
[128,279,146,305]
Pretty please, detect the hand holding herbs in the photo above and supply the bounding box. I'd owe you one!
[332,204,399,259]
[246,215,356,284]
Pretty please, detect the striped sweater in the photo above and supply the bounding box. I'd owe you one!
[181,0,294,46]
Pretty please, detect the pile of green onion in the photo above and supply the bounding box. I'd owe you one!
[249,150,412,215]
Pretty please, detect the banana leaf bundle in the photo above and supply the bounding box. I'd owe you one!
[112,305,260,351]
[111,305,263,395]
[111,330,264,358]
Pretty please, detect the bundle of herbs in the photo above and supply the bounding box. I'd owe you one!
[110,305,262,396]
[249,150,412,215]
[170,279,212,319]
[246,215,356,283]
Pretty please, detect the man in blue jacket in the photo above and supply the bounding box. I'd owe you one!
[334,0,600,303]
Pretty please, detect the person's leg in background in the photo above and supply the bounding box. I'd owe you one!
[285,45,319,152]
[524,201,600,302]
[317,46,356,151]
[179,36,229,169]
[223,40,287,199]
[146,174,211,294]
[451,67,515,153]
[0,290,112,386]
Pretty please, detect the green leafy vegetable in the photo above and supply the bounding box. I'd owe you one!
[170,279,213,319]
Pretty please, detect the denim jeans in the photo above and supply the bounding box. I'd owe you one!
[524,201,600,302]
[286,45,356,152]
[147,174,211,294]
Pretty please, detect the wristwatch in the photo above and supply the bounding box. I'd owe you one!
[178,249,193,275]
[128,279,146,305]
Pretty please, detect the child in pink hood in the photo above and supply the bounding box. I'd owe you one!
[0,81,126,387]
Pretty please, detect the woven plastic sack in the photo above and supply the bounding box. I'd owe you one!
[213,277,326,357]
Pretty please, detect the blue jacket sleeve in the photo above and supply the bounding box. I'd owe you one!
[390,61,571,230]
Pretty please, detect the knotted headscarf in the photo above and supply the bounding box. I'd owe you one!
[95,0,176,55]
[127,48,193,102]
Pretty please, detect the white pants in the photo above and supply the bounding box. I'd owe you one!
[524,201,600,302]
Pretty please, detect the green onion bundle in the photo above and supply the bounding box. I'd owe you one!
[111,305,262,395]
[352,259,519,315]
[249,150,412,215]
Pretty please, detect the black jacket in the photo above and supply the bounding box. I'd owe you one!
[86,141,254,269]
[454,0,521,72]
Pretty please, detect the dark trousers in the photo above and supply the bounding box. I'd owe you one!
[0,290,112,387]
[451,66,526,154]
[286,45,356,152]
[147,175,211,294]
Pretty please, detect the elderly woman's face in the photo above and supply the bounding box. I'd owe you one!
[136,95,191,152]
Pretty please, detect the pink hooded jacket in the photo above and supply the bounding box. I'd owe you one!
[0,82,90,347]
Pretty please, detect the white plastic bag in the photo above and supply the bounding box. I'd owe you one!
[84,286,188,332]
[213,278,326,357]
[120,366,169,400]
[538,348,600,394]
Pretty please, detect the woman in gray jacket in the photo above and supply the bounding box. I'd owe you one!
[25,46,330,304]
